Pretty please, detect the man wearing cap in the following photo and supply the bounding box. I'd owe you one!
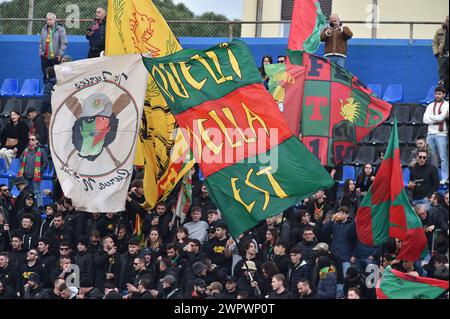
[202,221,230,273]
[75,236,94,283]
[17,133,48,208]
[206,281,225,299]
[190,278,208,299]
[12,176,31,216]
[237,261,263,299]
[77,278,102,299]
[160,274,182,299]
[223,275,238,299]
[14,195,40,232]
[184,261,207,298]
[26,108,48,147]
[23,272,49,299]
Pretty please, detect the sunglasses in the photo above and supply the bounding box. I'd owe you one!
[1,189,9,192]
[60,247,70,251]
[418,156,427,159]
[29,138,36,141]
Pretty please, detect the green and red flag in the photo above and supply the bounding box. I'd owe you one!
[377,266,449,299]
[142,40,334,237]
[356,119,427,261]
[287,50,392,166]
[288,0,327,53]
[174,171,193,224]
[264,63,307,136]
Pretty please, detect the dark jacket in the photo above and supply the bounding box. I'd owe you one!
[16,227,39,251]
[267,289,294,299]
[86,18,106,50]
[38,251,57,289]
[9,249,27,270]
[75,251,94,283]
[83,287,103,299]
[322,218,356,262]
[93,249,125,291]
[236,274,264,299]
[43,224,76,252]
[14,206,41,232]
[64,208,84,235]
[39,215,54,238]
[29,114,49,146]
[410,163,440,200]
[161,286,183,299]
[287,260,308,298]
[296,238,318,281]
[19,146,48,181]
[202,237,229,267]
[1,120,29,155]
[0,265,20,294]
[23,285,49,299]
[317,269,337,299]
[42,77,56,113]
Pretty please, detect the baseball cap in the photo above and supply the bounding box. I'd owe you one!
[159,275,176,285]
[312,242,329,251]
[224,275,236,283]
[241,261,257,271]
[207,281,223,291]
[28,272,41,284]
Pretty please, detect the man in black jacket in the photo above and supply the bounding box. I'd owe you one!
[12,176,31,218]
[63,198,84,235]
[43,212,76,252]
[37,237,56,289]
[23,272,49,299]
[267,273,294,299]
[408,150,440,209]
[287,247,308,298]
[77,278,103,299]
[86,7,106,58]
[295,226,319,281]
[16,214,39,251]
[0,252,20,296]
[75,236,94,284]
[9,234,27,269]
[93,235,124,291]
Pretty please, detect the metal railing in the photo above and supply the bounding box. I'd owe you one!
[0,18,442,42]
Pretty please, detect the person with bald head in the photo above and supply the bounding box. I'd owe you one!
[86,7,107,58]
[320,14,353,68]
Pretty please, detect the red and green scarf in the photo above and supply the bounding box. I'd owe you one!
[17,147,42,182]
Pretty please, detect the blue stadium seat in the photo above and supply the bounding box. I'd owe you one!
[339,165,356,186]
[42,160,55,180]
[0,78,19,97]
[41,180,54,206]
[368,84,382,98]
[17,79,40,97]
[403,167,410,187]
[420,85,437,105]
[3,158,21,179]
[383,84,403,103]
[11,184,20,197]
[0,177,9,187]
[1,98,23,117]
[0,159,7,177]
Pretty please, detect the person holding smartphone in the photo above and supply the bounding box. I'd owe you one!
[320,14,353,68]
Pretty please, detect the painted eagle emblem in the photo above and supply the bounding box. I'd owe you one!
[340,95,360,123]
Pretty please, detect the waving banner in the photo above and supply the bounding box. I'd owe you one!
[50,54,148,212]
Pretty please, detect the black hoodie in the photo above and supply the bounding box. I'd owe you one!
[43,224,76,252]
[0,264,20,295]
[410,163,440,200]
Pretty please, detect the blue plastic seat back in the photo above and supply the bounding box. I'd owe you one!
[17,79,40,97]
[420,85,437,104]
[403,167,410,187]
[368,84,382,98]
[5,158,21,178]
[0,78,19,96]
[383,84,403,103]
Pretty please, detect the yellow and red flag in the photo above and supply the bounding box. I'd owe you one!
[105,0,194,208]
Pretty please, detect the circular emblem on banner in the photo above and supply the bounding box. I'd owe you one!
[50,81,139,178]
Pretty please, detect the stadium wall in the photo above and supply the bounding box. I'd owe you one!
[0,35,437,103]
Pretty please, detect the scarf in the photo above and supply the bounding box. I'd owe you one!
[433,101,445,131]
[319,265,336,279]
[17,147,42,182]
[46,26,55,59]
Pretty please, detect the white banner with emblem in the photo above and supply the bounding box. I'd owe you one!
[50,54,148,212]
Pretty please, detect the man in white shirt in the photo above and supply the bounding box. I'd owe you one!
[423,86,449,184]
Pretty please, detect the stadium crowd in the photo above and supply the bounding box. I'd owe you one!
[0,9,448,300]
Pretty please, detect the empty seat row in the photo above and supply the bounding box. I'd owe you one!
[368,83,438,105]
[0,98,43,117]
[343,144,417,167]
[359,124,427,145]
[0,78,42,98]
